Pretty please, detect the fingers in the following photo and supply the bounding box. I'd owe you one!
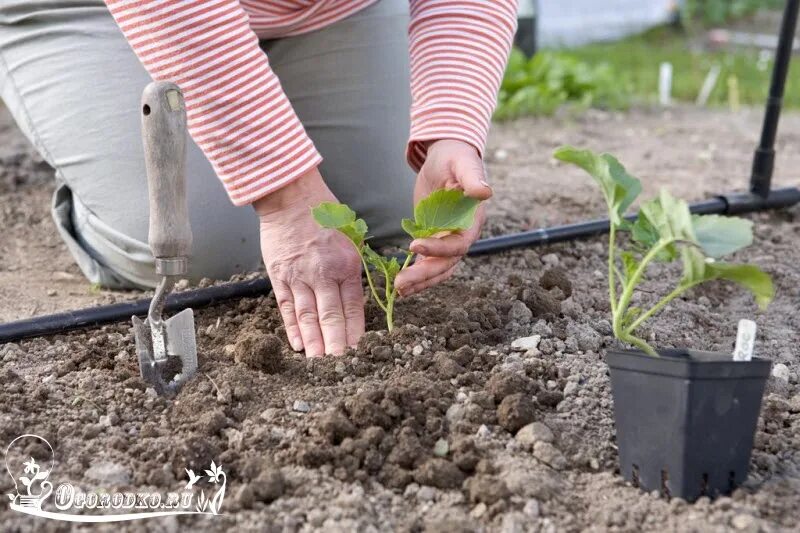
[292,282,325,358]
[273,280,303,352]
[409,205,485,258]
[339,277,366,348]
[453,153,493,201]
[395,255,460,296]
[314,281,348,356]
[400,263,459,297]
[410,232,471,258]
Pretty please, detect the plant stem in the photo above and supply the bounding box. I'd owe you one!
[608,224,618,316]
[357,252,387,313]
[612,239,672,336]
[623,284,693,336]
[618,331,658,356]
[384,252,415,332]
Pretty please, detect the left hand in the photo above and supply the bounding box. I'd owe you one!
[395,139,491,297]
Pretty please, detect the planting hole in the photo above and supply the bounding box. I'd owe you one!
[700,473,709,496]
[631,464,640,488]
[142,104,151,116]
[728,471,737,492]
[160,357,183,384]
[660,469,671,499]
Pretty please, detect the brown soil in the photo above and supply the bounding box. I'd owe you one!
[2,104,800,532]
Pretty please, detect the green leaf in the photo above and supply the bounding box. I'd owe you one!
[363,246,401,284]
[705,262,774,310]
[620,251,639,283]
[553,146,641,225]
[402,189,480,239]
[691,214,753,258]
[312,202,368,246]
[631,190,697,261]
[680,249,774,310]
[630,211,659,249]
[312,201,355,227]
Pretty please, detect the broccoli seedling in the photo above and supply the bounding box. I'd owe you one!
[554,146,774,356]
[312,189,480,331]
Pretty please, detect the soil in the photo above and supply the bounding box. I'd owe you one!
[2,102,800,532]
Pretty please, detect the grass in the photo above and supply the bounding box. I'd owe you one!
[566,24,800,109]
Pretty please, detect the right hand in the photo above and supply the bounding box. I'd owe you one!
[254,168,364,357]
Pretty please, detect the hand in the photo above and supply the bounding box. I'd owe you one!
[395,139,491,297]
[254,168,364,356]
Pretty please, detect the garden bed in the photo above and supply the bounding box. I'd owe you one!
[1,105,799,531]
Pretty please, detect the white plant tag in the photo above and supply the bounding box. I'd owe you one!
[733,319,757,361]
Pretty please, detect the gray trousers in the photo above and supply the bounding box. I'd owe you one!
[0,0,414,289]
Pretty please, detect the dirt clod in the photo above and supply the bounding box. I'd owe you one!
[466,475,511,505]
[539,267,573,299]
[317,408,357,444]
[414,458,465,489]
[254,467,285,503]
[497,393,536,433]
[232,332,284,373]
[486,371,536,403]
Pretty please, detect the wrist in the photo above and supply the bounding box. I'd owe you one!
[253,166,328,219]
[426,138,481,157]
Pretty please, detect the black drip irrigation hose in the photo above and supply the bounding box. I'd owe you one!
[2,187,799,344]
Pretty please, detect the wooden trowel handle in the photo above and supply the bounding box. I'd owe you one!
[141,81,192,269]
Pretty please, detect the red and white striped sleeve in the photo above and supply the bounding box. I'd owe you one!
[407,0,518,171]
[104,0,322,206]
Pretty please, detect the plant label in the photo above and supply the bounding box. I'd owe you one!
[733,319,757,361]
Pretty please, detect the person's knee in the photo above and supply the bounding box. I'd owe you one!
[186,207,262,282]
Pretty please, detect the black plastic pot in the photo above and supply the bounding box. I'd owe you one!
[606,348,771,501]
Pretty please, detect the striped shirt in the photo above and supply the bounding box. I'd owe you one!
[105,1,518,205]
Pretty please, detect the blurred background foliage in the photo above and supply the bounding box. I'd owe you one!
[496,1,800,119]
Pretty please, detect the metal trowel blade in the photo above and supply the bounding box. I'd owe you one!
[131,309,197,396]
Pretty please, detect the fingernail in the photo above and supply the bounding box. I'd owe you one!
[480,180,492,190]
[415,245,428,255]
[290,337,303,351]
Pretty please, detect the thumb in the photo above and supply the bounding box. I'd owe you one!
[453,148,492,200]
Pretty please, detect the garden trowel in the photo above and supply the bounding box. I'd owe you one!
[131,81,197,396]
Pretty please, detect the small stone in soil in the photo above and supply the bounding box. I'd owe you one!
[507,300,533,324]
[533,441,567,470]
[772,363,790,382]
[433,438,449,457]
[515,422,555,450]
[541,253,559,266]
[292,400,311,413]
[417,486,436,502]
[510,335,541,351]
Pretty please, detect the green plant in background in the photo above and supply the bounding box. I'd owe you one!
[554,146,774,356]
[684,0,785,25]
[568,23,800,109]
[495,49,630,119]
[313,189,480,332]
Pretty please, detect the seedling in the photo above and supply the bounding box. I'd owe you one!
[554,146,774,355]
[312,189,480,331]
